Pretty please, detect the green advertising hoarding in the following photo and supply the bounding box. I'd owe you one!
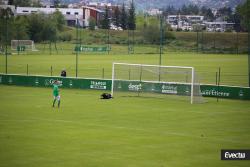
[113,80,191,96]
[75,46,109,52]
[0,74,111,91]
[0,74,249,100]
[200,84,250,100]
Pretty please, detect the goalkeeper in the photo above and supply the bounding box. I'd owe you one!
[52,80,61,108]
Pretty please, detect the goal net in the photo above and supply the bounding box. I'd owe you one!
[111,63,205,104]
[11,40,37,51]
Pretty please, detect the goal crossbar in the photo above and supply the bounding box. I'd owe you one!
[113,62,193,69]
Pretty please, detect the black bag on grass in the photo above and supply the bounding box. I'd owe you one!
[101,93,112,99]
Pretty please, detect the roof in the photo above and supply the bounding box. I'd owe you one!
[82,6,104,13]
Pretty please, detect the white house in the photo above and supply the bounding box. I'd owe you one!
[147,9,163,16]
[204,21,235,32]
[167,15,204,24]
[167,15,204,31]
[16,7,84,26]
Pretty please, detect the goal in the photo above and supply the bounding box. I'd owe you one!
[11,40,37,51]
[111,63,205,104]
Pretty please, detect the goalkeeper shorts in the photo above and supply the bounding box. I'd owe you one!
[54,95,60,101]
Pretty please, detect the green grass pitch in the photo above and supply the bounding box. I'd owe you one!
[0,85,249,167]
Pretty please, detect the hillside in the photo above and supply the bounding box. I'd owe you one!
[55,0,246,9]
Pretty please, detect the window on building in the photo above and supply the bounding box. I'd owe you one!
[66,12,70,15]
[75,12,79,15]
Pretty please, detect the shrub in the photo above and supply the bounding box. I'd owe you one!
[58,32,72,41]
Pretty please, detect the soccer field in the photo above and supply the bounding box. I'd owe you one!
[0,85,249,167]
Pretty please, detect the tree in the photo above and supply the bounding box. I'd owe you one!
[190,5,199,15]
[120,3,127,30]
[0,7,14,45]
[88,17,96,31]
[128,0,136,30]
[217,7,233,22]
[101,6,110,29]
[32,0,42,7]
[236,0,250,31]
[52,9,65,31]
[53,0,60,8]
[12,0,31,7]
[42,17,57,42]
[12,0,41,7]
[13,16,29,40]
[163,5,177,16]
[201,6,214,21]
[233,11,242,32]
[179,4,200,15]
[113,5,121,28]
[181,5,188,15]
[26,12,65,42]
[8,0,14,5]
[142,16,175,44]
[27,13,45,42]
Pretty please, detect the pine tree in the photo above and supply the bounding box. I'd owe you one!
[54,0,60,8]
[236,0,250,31]
[120,3,127,30]
[128,0,136,30]
[101,6,110,29]
[113,5,121,28]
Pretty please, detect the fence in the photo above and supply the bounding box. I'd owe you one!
[0,63,248,87]
[0,30,248,87]
[0,74,249,100]
[3,30,248,55]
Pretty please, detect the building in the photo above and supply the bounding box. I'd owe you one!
[146,9,163,16]
[204,21,235,32]
[82,6,104,27]
[16,7,84,27]
[15,6,106,28]
[167,15,204,31]
[167,15,204,25]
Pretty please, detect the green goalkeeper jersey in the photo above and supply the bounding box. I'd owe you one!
[53,84,59,96]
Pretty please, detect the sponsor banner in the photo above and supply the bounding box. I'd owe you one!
[221,150,250,160]
[201,84,250,100]
[114,81,191,96]
[89,80,107,90]
[75,46,109,52]
[0,74,111,91]
[0,74,249,100]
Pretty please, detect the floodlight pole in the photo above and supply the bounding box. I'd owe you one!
[132,0,134,54]
[107,28,110,54]
[248,20,250,87]
[159,15,163,66]
[128,29,130,54]
[248,0,250,87]
[196,28,199,53]
[75,16,79,78]
[5,15,8,74]
[158,15,164,82]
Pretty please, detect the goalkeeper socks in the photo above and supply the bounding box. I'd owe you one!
[52,99,56,107]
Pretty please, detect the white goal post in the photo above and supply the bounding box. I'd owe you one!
[11,40,37,51]
[111,62,204,104]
